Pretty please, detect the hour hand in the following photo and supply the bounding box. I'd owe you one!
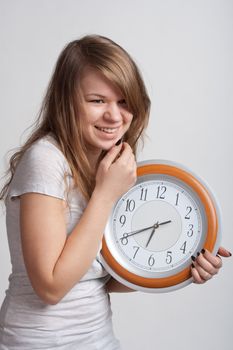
[159,220,172,226]
[145,220,172,248]
[145,222,159,248]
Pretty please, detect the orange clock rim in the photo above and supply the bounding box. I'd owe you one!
[101,163,218,289]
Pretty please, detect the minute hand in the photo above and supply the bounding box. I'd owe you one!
[120,224,155,240]
[120,220,172,240]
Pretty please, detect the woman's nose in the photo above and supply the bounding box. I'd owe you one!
[103,103,122,122]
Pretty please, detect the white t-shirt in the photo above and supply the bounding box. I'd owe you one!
[0,135,121,350]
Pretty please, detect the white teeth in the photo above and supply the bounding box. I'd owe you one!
[95,126,118,134]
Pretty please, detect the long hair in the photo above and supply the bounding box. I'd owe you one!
[0,34,151,201]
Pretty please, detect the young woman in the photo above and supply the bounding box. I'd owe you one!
[0,34,231,349]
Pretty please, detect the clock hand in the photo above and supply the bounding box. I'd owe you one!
[119,220,172,241]
[145,222,159,248]
[120,224,156,241]
[158,220,172,226]
[145,220,172,248]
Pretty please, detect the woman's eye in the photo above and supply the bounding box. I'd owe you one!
[90,99,104,104]
[118,99,127,106]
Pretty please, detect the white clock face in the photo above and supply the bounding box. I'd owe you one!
[105,175,207,278]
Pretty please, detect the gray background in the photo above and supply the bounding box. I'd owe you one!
[0,0,232,349]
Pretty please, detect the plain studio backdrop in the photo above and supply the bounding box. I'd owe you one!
[0,1,232,349]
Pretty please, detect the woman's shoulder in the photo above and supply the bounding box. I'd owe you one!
[7,135,71,201]
[22,135,69,171]
[28,134,65,158]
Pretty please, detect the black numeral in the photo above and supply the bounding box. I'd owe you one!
[140,188,148,201]
[166,251,172,264]
[148,254,155,266]
[180,241,187,254]
[175,193,179,206]
[185,206,192,219]
[156,186,167,199]
[133,246,140,259]
[119,215,126,227]
[121,233,129,246]
[187,224,194,237]
[125,199,135,212]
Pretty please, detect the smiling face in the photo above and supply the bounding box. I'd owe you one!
[78,67,133,158]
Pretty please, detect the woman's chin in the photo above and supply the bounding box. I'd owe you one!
[100,139,120,150]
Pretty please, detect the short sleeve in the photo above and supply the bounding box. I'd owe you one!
[7,138,70,201]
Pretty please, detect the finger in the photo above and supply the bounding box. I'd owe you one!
[191,265,206,284]
[100,144,123,169]
[193,263,213,281]
[115,148,135,169]
[194,252,219,275]
[217,246,232,257]
[115,142,133,164]
[199,249,222,269]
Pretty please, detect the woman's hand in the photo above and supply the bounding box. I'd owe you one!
[95,142,137,203]
[191,246,231,284]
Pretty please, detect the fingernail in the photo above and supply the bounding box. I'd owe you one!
[228,251,232,256]
[191,256,196,261]
[201,248,205,254]
[197,252,200,257]
[115,138,122,146]
[191,263,195,268]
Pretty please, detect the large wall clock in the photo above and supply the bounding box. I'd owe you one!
[100,160,221,292]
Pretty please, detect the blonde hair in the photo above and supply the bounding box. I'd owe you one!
[0,34,151,201]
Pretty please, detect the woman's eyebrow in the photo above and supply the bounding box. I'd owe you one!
[85,93,124,100]
[85,93,106,98]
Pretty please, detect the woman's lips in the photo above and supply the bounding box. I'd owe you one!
[95,126,119,134]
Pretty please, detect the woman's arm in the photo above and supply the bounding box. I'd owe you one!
[20,143,136,304]
[105,277,136,293]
